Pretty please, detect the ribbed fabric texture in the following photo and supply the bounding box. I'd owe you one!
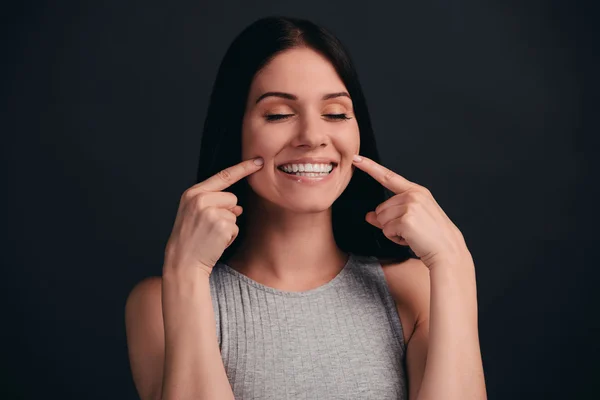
[208,252,408,400]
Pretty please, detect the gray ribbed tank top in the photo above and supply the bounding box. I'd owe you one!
[208,252,408,400]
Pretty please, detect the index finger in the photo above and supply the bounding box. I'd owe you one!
[197,157,264,192]
[352,154,414,194]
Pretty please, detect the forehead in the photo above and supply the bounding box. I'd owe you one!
[250,47,347,96]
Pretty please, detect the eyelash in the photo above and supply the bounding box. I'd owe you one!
[265,113,352,122]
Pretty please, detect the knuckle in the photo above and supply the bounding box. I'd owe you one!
[405,202,419,214]
[226,225,239,247]
[402,212,416,225]
[454,226,464,239]
[214,218,230,232]
[194,193,208,209]
[181,189,194,203]
[383,169,395,182]
[203,206,219,220]
[413,185,430,196]
[419,186,432,196]
[407,190,422,202]
[383,224,395,237]
[217,168,233,183]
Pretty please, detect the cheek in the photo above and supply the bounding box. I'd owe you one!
[353,125,360,153]
[242,127,285,193]
[242,133,283,159]
[334,125,360,155]
[241,118,289,159]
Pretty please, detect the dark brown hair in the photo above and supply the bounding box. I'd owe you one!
[196,16,415,264]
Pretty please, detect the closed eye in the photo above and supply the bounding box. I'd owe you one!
[265,114,294,121]
[264,113,353,122]
[323,113,352,120]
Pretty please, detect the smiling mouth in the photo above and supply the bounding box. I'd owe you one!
[277,162,338,176]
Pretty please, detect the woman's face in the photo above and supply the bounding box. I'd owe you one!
[242,47,360,213]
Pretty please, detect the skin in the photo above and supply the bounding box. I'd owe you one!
[353,155,487,399]
[124,45,485,400]
[227,46,486,399]
[225,46,438,398]
[226,46,360,290]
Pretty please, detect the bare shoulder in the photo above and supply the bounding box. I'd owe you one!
[124,276,164,400]
[379,257,431,344]
[125,276,163,324]
[126,276,163,305]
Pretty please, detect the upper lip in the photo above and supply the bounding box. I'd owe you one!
[277,158,339,168]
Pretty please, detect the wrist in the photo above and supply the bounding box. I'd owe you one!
[426,249,474,273]
[163,261,213,282]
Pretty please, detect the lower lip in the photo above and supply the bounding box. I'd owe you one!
[276,165,337,184]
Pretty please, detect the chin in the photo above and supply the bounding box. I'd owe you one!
[250,188,337,214]
[279,199,334,214]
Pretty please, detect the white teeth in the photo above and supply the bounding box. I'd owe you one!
[279,163,334,174]
[293,172,328,177]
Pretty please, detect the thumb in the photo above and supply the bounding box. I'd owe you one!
[365,211,382,228]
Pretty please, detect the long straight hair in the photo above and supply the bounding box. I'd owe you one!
[196,16,415,264]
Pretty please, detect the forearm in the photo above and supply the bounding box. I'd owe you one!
[161,265,234,400]
[417,254,487,400]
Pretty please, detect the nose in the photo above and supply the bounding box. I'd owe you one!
[290,115,328,149]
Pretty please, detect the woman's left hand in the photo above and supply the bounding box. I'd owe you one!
[352,154,470,269]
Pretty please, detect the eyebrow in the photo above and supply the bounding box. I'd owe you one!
[255,91,351,104]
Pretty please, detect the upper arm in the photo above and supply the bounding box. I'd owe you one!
[125,276,165,400]
[382,258,431,400]
[406,311,430,400]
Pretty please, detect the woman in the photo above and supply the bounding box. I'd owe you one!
[125,16,487,400]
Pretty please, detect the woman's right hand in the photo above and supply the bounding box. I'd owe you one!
[163,157,264,278]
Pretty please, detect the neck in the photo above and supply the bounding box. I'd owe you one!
[226,192,348,291]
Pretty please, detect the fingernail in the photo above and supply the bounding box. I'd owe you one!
[353,155,362,162]
[253,157,264,165]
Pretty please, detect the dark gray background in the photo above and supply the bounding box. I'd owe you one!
[2,0,598,399]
